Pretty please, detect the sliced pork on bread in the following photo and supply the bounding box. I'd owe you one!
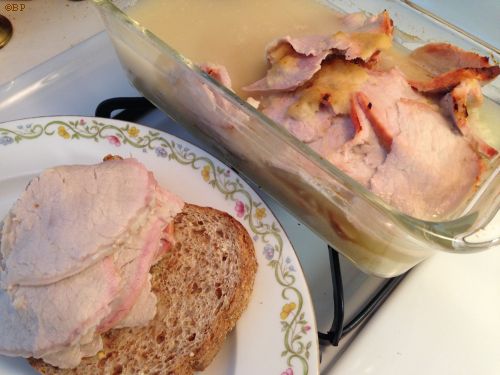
[0,158,184,368]
[30,204,258,375]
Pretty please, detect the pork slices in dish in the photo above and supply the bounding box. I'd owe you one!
[259,59,369,143]
[409,66,500,94]
[260,91,333,143]
[288,59,369,117]
[250,45,490,218]
[410,43,492,74]
[409,43,500,94]
[327,95,387,186]
[308,115,356,159]
[370,99,481,218]
[244,41,330,92]
[243,10,393,92]
[0,158,184,368]
[199,62,233,88]
[259,70,387,186]
[353,68,426,152]
[192,10,497,220]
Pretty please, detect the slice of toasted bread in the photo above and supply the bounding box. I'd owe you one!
[30,203,257,375]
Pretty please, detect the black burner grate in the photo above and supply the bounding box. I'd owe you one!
[318,246,405,346]
[95,96,408,347]
[96,97,156,122]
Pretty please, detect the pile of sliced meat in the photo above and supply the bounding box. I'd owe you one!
[239,11,499,219]
[0,158,184,368]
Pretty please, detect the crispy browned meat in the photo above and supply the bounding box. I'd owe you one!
[327,93,387,187]
[410,43,491,73]
[356,92,392,152]
[441,79,498,158]
[103,154,123,161]
[409,66,500,94]
[408,43,499,93]
[355,69,425,152]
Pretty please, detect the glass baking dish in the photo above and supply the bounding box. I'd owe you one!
[91,0,500,277]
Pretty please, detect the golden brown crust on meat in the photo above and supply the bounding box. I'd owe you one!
[102,154,124,162]
[441,80,499,159]
[29,204,257,375]
[409,66,500,94]
[380,10,394,36]
[355,91,393,152]
[410,43,492,72]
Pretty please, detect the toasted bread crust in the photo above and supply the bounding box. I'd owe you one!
[30,204,257,375]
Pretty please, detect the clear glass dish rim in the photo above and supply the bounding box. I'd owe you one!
[91,0,500,243]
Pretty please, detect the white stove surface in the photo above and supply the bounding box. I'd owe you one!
[1,3,499,374]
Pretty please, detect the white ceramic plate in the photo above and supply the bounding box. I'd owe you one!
[0,116,319,375]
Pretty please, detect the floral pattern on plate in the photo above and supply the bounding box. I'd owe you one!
[0,117,318,375]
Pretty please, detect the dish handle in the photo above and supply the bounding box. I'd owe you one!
[452,210,500,252]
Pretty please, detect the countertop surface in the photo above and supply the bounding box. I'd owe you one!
[0,1,499,374]
[0,1,102,86]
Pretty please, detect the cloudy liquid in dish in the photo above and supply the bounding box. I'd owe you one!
[128,0,435,93]
[127,0,344,96]
[476,99,500,150]
[128,0,499,147]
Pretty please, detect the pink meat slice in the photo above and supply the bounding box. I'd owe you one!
[41,331,103,369]
[97,220,163,332]
[409,43,500,94]
[257,59,369,143]
[269,11,393,57]
[0,256,120,358]
[243,11,393,92]
[197,63,242,131]
[369,99,481,219]
[97,184,183,332]
[339,12,370,31]
[355,68,426,152]
[199,63,233,89]
[113,273,157,329]
[244,47,330,92]
[308,115,356,158]
[441,79,498,158]
[0,158,184,367]
[0,159,153,287]
[260,92,333,143]
[410,43,492,74]
[351,10,393,35]
[328,95,387,186]
[259,87,385,186]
